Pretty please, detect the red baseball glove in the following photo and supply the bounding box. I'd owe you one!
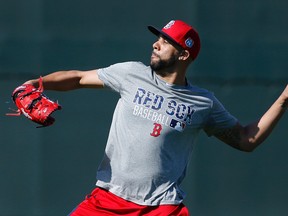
[7,77,61,127]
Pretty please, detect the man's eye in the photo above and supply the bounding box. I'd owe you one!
[163,39,170,44]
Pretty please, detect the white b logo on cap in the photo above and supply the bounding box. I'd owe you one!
[164,20,175,29]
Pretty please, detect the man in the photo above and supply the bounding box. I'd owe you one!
[24,20,288,215]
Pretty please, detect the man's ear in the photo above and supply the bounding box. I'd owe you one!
[178,50,190,61]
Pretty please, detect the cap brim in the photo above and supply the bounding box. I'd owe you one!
[148,26,183,50]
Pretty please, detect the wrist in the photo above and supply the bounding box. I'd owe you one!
[24,79,39,87]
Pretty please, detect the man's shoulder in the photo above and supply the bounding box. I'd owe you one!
[187,83,214,97]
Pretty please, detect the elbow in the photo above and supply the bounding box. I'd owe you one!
[239,140,262,152]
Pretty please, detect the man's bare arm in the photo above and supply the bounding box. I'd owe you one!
[24,69,104,91]
[215,85,288,152]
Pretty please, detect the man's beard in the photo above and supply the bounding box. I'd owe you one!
[150,53,178,75]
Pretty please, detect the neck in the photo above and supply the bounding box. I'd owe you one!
[155,70,187,86]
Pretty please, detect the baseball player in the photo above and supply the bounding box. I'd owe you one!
[19,20,287,215]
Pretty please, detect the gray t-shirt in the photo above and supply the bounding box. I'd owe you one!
[96,61,237,206]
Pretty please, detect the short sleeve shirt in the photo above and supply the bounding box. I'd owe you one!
[96,61,237,206]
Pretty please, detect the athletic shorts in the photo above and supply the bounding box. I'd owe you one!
[68,187,190,216]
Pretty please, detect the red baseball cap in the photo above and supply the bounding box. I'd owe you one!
[148,20,201,60]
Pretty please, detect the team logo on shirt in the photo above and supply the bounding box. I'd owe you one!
[132,87,195,136]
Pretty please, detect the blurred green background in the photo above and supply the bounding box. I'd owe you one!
[0,0,288,215]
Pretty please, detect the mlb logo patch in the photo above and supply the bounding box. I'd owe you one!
[170,119,186,132]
